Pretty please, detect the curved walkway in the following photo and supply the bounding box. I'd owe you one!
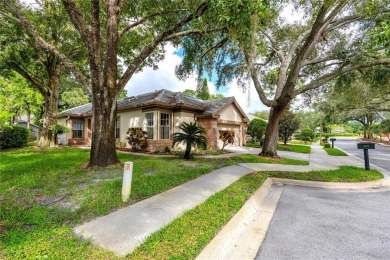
[74,142,390,257]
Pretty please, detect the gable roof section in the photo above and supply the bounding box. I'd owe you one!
[58,89,248,121]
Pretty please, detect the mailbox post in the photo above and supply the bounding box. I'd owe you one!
[122,162,133,202]
[330,138,336,148]
[357,142,375,170]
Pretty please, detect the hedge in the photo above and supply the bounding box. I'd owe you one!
[0,126,31,149]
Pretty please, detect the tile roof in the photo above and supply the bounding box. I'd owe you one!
[58,89,247,120]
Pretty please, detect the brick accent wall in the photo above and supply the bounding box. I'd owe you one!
[146,139,173,152]
[197,118,218,148]
[68,138,89,145]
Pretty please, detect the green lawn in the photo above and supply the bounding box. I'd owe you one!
[0,146,306,259]
[324,147,348,156]
[269,166,383,182]
[245,142,311,154]
[131,173,268,259]
[290,140,313,145]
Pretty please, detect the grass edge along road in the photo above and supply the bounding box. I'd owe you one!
[324,147,348,156]
[245,142,311,154]
[130,166,383,259]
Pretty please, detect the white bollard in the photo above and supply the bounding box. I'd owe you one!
[122,162,133,202]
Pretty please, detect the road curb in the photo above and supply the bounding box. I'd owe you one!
[198,174,390,259]
[197,178,282,260]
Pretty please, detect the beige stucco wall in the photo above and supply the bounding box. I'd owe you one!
[218,104,243,122]
[174,111,195,131]
[172,111,196,149]
[117,110,148,143]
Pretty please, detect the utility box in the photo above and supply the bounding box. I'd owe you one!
[357,142,375,149]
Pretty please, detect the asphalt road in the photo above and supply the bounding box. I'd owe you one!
[333,138,390,171]
[256,185,390,259]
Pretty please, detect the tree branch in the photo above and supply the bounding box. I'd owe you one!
[303,57,341,66]
[162,27,225,41]
[61,0,90,45]
[295,58,390,96]
[117,2,209,91]
[11,63,47,95]
[201,37,228,58]
[118,9,189,38]
[260,30,284,62]
[243,49,275,107]
[4,0,91,91]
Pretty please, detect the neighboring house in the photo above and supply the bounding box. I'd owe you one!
[15,120,39,139]
[57,89,249,151]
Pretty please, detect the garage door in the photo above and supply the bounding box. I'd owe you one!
[217,124,241,148]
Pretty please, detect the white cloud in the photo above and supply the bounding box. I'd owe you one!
[125,44,269,114]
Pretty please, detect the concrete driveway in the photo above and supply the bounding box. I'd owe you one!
[256,185,390,259]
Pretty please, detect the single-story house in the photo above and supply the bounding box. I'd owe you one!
[57,89,249,151]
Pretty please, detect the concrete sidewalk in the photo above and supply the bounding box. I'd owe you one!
[74,141,390,257]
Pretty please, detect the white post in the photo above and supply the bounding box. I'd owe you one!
[122,162,133,202]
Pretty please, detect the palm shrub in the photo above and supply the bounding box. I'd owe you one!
[172,122,207,159]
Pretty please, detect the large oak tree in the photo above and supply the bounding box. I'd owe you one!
[178,0,390,156]
[0,1,83,147]
[2,0,228,167]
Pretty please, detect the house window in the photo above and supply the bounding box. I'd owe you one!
[145,112,154,139]
[72,121,83,139]
[160,113,170,139]
[115,116,120,139]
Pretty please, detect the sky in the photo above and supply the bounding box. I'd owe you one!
[125,44,269,114]
[124,5,304,115]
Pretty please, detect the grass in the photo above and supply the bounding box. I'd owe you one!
[245,142,311,154]
[130,173,268,259]
[290,140,312,145]
[277,143,311,154]
[324,147,348,156]
[269,166,383,182]
[0,146,306,259]
[129,166,383,258]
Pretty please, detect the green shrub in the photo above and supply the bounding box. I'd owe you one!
[324,143,331,148]
[300,128,314,142]
[247,119,267,144]
[126,128,148,151]
[0,126,31,149]
[115,141,126,148]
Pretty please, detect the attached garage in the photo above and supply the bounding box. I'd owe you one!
[217,123,242,148]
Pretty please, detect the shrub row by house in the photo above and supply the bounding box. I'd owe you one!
[0,126,30,149]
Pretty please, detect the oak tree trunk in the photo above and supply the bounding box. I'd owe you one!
[88,89,120,167]
[37,68,60,148]
[261,105,287,157]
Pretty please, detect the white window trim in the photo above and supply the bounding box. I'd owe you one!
[160,112,170,140]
